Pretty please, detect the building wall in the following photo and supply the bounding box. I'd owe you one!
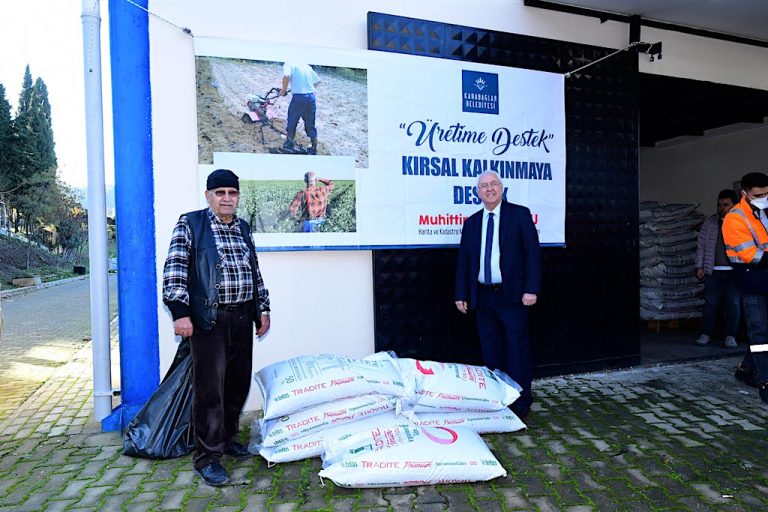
[147,0,768,410]
[639,27,768,91]
[640,124,768,213]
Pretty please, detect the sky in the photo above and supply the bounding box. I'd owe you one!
[0,0,114,189]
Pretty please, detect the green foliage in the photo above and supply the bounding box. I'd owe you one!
[0,83,18,195]
[53,184,88,254]
[17,65,33,116]
[0,67,86,261]
[239,179,356,233]
[11,71,57,222]
[15,70,55,159]
[27,78,56,170]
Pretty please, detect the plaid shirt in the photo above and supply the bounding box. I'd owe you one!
[163,208,270,314]
[289,179,335,220]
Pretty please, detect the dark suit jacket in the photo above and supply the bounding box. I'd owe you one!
[455,201,541,309]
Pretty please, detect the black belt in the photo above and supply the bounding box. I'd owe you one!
[480,283,503,290]
[219,301,252,311]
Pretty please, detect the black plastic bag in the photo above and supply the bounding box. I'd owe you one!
[122,339,196,458]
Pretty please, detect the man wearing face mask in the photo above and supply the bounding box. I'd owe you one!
[722,172,768,404]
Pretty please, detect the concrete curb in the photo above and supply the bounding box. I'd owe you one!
[0,275,89,299]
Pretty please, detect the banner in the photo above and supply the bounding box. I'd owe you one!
[195,38,565,250]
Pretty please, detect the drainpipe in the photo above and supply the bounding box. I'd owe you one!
[81,0,113,421]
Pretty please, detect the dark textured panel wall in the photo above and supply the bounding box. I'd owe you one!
[369,13,640,375]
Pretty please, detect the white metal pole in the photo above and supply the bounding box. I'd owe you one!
[81,0,113,421]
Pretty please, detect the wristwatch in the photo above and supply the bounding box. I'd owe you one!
[262,310,271,317]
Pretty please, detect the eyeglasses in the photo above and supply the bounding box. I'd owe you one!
[213,190,239,198]
[478,181,501,189]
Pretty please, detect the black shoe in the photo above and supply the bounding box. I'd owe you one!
[735,364,747,383]
[735,364,758,387]
[224,440,252,459]
[195,462,230,487]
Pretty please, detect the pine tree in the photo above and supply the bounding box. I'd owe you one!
[28,78,56,171]
[12,67,58,231]
[0,83,18,195]
[17,65,33,117]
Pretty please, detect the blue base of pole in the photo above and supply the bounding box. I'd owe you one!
[101,403,144,432]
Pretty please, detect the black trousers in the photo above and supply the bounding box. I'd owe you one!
[188,303,254,469]
[475,285,533,413]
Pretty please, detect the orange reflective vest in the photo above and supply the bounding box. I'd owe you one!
[723,196,768,265]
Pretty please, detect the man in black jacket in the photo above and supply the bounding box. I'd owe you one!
[162,169,271,486]
[455,170,541,419]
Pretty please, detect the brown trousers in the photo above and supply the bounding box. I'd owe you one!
[188,302,254,469]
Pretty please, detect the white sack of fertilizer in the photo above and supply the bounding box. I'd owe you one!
[319,424,506,488]
[255,352,404,420]
[254,394,396,448]
[410,409,526,434]
[252,411,410,464]
[396,358,520,413]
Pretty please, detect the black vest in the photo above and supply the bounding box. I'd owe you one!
[185,209,262,331]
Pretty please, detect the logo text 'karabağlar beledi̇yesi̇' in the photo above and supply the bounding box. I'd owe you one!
[462,70,498,114]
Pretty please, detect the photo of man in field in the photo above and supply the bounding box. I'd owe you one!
[288,172,335,232]
[237,176,356,234]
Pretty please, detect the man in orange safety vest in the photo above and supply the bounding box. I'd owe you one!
[722,172,768,404]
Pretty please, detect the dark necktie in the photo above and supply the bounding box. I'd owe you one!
[484,213,494,284]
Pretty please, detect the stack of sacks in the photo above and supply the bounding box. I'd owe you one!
[250,352,524,488]
[639,202,705,321]
[318,357,524,488]
[249,352,404,463]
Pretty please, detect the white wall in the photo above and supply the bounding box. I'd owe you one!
[639,27,768,91]
[147,0,768,410]
[640,125,768,213]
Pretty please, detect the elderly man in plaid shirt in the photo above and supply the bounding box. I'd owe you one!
[289,171,335,232]
[162,169,271,486]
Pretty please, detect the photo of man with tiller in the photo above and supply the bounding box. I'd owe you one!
[280,62,320,155]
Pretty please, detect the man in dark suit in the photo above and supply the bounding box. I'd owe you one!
[455,170,541,419]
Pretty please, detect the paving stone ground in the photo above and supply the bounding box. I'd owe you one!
[0,280,767,511]
[0,276,118,422]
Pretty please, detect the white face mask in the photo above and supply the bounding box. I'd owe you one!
[749,196,768,210]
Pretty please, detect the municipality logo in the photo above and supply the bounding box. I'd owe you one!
[462,70,498,115]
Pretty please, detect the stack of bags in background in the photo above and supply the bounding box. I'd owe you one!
[639,201,705,321]
[250,352,525,487]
